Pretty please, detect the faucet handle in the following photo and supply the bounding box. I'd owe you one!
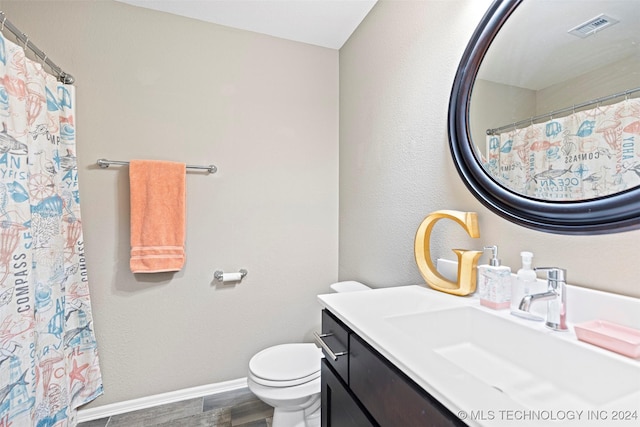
[534,267,567,282]
[534,267,566,287]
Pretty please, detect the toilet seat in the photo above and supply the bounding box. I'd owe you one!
[249,343,321,387]
[250,369,320,388]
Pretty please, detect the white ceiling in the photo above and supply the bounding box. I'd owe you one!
[115,0,378,49]
[114,1,639,91]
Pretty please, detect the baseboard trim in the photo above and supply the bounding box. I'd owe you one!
[77,377,248,423]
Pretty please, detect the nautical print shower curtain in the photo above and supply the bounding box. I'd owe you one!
[485,97,640,200]
[0,33,102,426]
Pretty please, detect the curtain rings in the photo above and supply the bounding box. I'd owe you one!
[1,14,6,32]
[22,33,29,51]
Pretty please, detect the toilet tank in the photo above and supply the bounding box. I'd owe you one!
[330,281,371,293]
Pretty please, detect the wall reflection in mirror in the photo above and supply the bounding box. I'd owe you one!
[469,0,640,201]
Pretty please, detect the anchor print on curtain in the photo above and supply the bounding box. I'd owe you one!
[485,97,640,200]
[0,33,102,426]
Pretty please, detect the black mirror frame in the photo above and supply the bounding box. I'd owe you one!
[448,0,640,235]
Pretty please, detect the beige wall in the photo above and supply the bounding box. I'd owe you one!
[537,56,640,114]
[1,0,338,408]
[339,0,640,298]
[470,79,536,155]
[469,55,640,155]
[470,54,640,155]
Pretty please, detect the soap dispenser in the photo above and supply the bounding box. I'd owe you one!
[510,251,537,313]
[478,245,511,310]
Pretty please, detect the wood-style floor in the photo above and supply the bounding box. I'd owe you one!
[77,387,274,427]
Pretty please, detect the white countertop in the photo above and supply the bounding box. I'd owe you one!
[317,285,640,427]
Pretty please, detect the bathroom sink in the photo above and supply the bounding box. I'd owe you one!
[385,306,639,410]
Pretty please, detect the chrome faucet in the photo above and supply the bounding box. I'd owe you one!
[517,267,568,331]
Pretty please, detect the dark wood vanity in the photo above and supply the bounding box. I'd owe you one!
[320,309,467,427]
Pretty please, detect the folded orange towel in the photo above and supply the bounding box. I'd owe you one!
[129,160,186,273]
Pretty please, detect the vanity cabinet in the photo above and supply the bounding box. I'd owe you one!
[321,359,374,427]
[320,309,466,427]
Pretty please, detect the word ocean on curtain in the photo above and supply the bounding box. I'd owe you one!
[0,32,102,426]
[485,97,640,200]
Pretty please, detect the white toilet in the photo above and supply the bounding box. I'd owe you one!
[247,281,370,427]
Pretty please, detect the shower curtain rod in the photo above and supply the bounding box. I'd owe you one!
[486,86,640,135]
[0,11,74,84]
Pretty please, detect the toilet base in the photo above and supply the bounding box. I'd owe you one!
[248,377,321,427]
[272,394,320,427]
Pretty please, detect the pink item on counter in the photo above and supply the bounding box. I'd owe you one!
[574,320,640,359]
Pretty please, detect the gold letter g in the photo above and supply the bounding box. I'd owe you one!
[414,210,483,296]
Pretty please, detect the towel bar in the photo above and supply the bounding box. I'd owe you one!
[97,158,217,174]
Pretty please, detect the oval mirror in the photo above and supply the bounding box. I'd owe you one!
[449,0,640,234]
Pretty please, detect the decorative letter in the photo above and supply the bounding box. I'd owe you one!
[414,210,483,296]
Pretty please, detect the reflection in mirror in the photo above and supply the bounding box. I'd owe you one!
[469,0,640,201]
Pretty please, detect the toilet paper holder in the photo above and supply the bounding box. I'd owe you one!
[214,269,248,283]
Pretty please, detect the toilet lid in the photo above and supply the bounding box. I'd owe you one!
[249,343,321,385]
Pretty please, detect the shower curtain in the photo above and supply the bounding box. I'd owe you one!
[0,34,102,426]
[485,97,640,200]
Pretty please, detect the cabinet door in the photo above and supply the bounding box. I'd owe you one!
[321,360,377,427]
[349,335,466,427]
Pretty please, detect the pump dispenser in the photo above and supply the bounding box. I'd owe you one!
[477,245,511,309]
[510,251,547,317]
[511,252,536,313]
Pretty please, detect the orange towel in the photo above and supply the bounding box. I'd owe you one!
[129,160,186,273]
